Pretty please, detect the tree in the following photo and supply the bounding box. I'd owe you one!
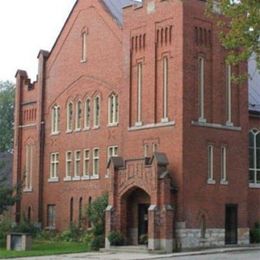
[207,0,260,72]
[0,81,15,152]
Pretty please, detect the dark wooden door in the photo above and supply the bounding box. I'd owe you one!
[225,204,238,244]
[138,204,149,243]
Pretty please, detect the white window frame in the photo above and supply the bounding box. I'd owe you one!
[249,130,260,186]
[136,62,143,126]
[66,102,73,132]
[83,149,90,178]
[24,144,33,191]
[162,56,169,122]
[226,64,233,126]
[49,153,59,182]
[85,98,91,129]
[51,105,60,134]
[106,146,118,177]
[220,146,228,184]
[74,150,81,179]
[198,56,206,123]
[65,151,72,180]
[81,31,87,62]
[207,145,215,184]
[75,101,82,130]
[93,96,100,128]
[93,148,99,177]
[108,94,119,126]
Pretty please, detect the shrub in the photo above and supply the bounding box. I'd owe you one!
[139,234,148,245]
[60,223,83,242]
[0,217,13,245]
[90,235,105,251]
[108,231,125,246]
[12,217,40,237]
[36,230,58,241]
[250,222,260,243]
[83,230,94,245]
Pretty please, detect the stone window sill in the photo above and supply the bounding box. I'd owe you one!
[74,129,81,133]
[23,188,33,193]
[90,175,99,180]
[129,121,175,131]
[72,176,81,181]
[66,130,73,134]
[83,127,90,131]
[48,177,59,183]
[51,131,60,136]
[207,179,216,185]
[192,121,241,131]
[93,126,100,130]
[64,176,72,182]
[220,180,229,185]
[161,117,169,123]
[108,123,119,127]
[81,175,90,180]
[249,183,260,189]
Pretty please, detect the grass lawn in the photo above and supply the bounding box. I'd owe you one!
[0,240,89,259]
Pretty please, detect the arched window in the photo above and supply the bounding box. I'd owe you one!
[162,56,169,122]
[51,105,60,134]
[25,144,33,190]
[79,197,83,227]
[81,31,87,62]
[70,198,74,223]
[75,101,82,130]
[93,96,100,127]
[249,130,260,185]
[85,98,91,129]
[67,102,73,131]
[198,56,206,122]
[108,93,119,125]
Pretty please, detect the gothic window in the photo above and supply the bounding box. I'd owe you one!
[249,130,260,185]
[93,148,99,176]
[198,56,206,122]
[226,64,233,125]
[108,93,119,125]
[75,101,82,130]
[94,96,100,128]
[83,149,90,177]
[85,98,91,129]
[162,56,169,121]
[66,151,72,178]
[51,105,60,134]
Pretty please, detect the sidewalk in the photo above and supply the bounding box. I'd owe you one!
[11,245,260,260]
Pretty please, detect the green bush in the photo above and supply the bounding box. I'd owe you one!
[250,222,260,243]
[60,223,83,242]
[0,217,12,240]
[36,230,58,241]
[12,217,40,237]
[108,231,125,246]
[90,235,105,251]
[83,230,94,245]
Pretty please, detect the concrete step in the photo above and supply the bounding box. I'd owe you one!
[100,245,149,254]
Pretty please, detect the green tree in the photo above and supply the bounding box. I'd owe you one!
[208,0,260,71]
[0,81,15,152]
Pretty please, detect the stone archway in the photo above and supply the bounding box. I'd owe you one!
[120,187,151,245]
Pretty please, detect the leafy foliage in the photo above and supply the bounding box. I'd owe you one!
[250,222,260,243]
[108,231,125,246]
[0,81,15,152]
[59,223,83,242]
[207,0,260,72]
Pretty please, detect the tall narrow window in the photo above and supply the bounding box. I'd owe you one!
[107,146,118,162]
[249,130,260,185]
[47,205,56,228]
[207,145,214,183]
[81,32,87,62]
[74,151,81,177]
[85,98,91,129]
[50,153,59,180]
[226,64,233,125]
[162,56,169,122]
[51,105,60,134]
[221,146,227,183]
[136,63,143,125]
[83,149,90,177]
[198,57,206,122]
[75,101,82,130]
[94,96,100,127]
[93,148,99,177]
[79,197,83,227]
[65,151,72,179]
[108,94,119,125]
[67,102,73,131]
[70,198,73,223]
[25,144,33,190]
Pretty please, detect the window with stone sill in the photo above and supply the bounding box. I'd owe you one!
[249,130,260,185]
[24,144,33,191]
[51,105,60,134]
[50,153,59,179]
[85,98,91,129]
[93,148,99,176]
[66,151,72,178]
[67,102,73,132]
[93,96,100,128]
[75,101,82,130]
[220,146,228,183]
[108,93,119,125]
[83,149,90,177]
[207,145,215,183]
[74,151,81,177]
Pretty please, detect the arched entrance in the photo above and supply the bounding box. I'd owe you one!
[121,187,150,245]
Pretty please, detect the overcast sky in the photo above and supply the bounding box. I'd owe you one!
[0,0,76,82]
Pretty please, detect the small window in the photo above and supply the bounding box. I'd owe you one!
[226,64,232,125]
[137,63,143,125]
[74,151,81,177]
[75,101,82,130]
[85,98,91,129]
[50,153,59,179]
[107,146,118,162]
[47,205,56,228]
[94,96,100,128]
[108,94,119,125]
[162,56,169,121]
[24,144,33,190]
[66,151,73,178]
[198,56,205,122]
[81,32,87,62]
[67,102,73,131]
[207,145,214,182]
[93,148,99,176]
[83,149,90,177]
[51,105,60,134]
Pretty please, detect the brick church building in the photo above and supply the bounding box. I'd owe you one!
[13,0,260,252]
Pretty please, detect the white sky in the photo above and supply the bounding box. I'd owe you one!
[0,0,76,82]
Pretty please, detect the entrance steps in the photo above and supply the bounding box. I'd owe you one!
[101,245,149,254]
